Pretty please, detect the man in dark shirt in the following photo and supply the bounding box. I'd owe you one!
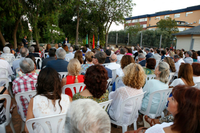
[42,48,56,68]
[22,36,28,48]
[105,49,111,63]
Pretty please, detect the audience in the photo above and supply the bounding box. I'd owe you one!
[65,99,111,133]
[145,48,153,60]
[192,63,200,84]
[25,67,72,132]
[108,63,146,124]
[81,51,94,73]
[164,57,176,72]
[0,46,15,65]
[152,49,161,62]
[138,53,146,67]
[105,54,120,71]
[65,46,74,61]
[12,58,38,117]
[192,51,198,62]
[73,65,109,103]
[46,48,69,72]
[161,50,166,60]
[184,51,193,64]
[144,58,156,75]
[74,50,83,64]
[105,49,111,63]
[45,44,51,52]
[28,46,39,57]
[173,54,184,77]
[41,48,56,68]
[116,48,126,64]
[125,48,133,56]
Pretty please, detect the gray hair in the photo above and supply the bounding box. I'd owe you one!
[56,48,66,59]
[186,51,192,57]
[69,47,73,52]
[173,54,180,59]
[138,53,145,59]
[28,46,35,53]
[19,58,35,73]
[20,47,29,57]
[120,48,126,54]
[158,62,170,84]
[3,47,10,53]
[65,99,111,133]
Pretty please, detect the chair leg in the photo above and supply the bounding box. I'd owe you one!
[20,121,25,133]
[10,120,16,133]
[0,123,6,133]
[122,125,127,133]
[134,121,137,130]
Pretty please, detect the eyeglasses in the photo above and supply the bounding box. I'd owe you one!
[92,56,96,59]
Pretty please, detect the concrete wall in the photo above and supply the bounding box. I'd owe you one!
[176,35,191,50]
[193,36,200,50]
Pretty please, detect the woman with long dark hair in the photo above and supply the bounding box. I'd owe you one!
[25,67,72,132]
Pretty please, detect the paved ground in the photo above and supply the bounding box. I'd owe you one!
[6,98,142,133]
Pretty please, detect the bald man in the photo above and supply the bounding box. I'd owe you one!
[105,54,120,70]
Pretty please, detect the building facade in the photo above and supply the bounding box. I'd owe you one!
[125,5,200,31]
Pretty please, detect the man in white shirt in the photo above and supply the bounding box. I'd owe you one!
[0,59,14,83]
[174,54,185,77]
[116,48,126,64]
[184,51,193,65]
[1,46,15,65]
[65,46,74,61]
[106,54,120,70]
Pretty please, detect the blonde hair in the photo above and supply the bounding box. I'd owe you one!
[67,59,81,83]
[85,51,94,62]
[123,63,146,89]
[158,62,170,84]
[169,51,175,57]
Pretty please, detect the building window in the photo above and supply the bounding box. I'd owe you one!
[132,19,138,23]
[143,24,147,28]
[126,20,131,23]
[149,18,151,21]
[155,16,160,20]
[139,18,147,22]
[174,14,180,18]
[164,15,170,19]
[186,12,193,16]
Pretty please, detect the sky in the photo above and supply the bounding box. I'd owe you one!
[109,0,200,31]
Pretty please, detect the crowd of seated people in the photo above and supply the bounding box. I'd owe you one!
[1,43,200,133]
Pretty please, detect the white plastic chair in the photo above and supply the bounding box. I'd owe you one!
[65,58,70,62]
[15,90,37,132]
[167,72,175,84]
[139,88,172,119]
[107,78,112,92]
[0,78,9,89]
[0,68,8,79]
[43,52,48,58]
[196,82,200,89]
[62,83,86,96]
[0,94,15,133]
[58,72,68,79]
[111,69,117,83]
[99,99,112,111]
[115,76,123,90]
[110,92,145,133]
[146,74,156,81]
[35,57,42,69]
[1,54,15,66]
[26,113,66,133]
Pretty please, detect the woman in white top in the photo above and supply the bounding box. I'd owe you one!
[108,63,146,124]
[170,63,195,87]
[145,85,200,133]
[192,63,200,84]
[25,67,72,133]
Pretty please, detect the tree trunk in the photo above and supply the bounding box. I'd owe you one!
[75,15,80,46]
[13,18,21,49]
[105,32,108,47]
[0,30,6,46]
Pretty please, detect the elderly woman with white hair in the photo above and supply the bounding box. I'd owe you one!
[65,99,111,133]
[0,46,15,65]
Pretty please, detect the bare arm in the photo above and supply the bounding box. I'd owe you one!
[61,77,66,88]
[25,98,34,133]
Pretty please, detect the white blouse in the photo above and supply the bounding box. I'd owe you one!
[145,122,173,133]
[170,78,185,87]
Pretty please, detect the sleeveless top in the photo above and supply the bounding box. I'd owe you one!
[0,87,6,124]
[66,75,84,85]
[33,94,70,133]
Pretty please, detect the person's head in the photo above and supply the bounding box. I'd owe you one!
[65,37,68,41]
[19,58,35,74]
[123,63,146,89]
[82,46,87,53]
[138,53,145,61]
[28,46,35,53]
[85,51,94,63]
[145,48,150,53]
[3,46,10,53]
[168,85,200,133]
[173,54,180,63]
[110,54,117,62]
[105,49,111,56]
[178,63,194,86]
[56,48,66,59]
[156,49,160,54]
[46,44,51,51]
[26,54,37,70]
[185,51,192,57]
[169,51,175,57]
[74,50,83,64]
[65,99,111,133]
[85,44,89,48]
[192,52,197,59]
[69,46,73,52]
[67,59,81,83]
[63,45,68,52]
[164,57,176,72]
[54,44,58,49]
[120,55,135,69]
[36,67,62,111]
[20,47,29,57]
[146,58,156,69]
[178,50,183,58]
[24,36,27,39]
[49,48,56,57]
[93,51,106,65]
[154,62,170,83]
[84,65,108,98]
[127,48,132,54]
[120,48,126,55]
[161,50,166,56]
[197,51,200,56]
[74,45,79,51]
[192,63,200,76]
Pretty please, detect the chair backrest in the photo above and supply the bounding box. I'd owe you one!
[62,83,86,97]
[116,92,145,125]
[111,69,117,83]
[115,76,123,90]
[107,78,112,92]
[0,94,11,125]
[15,90,37,121]
[140,88,172,118]
[146,74,156,81]
[196,82,200,89]
[35,57,42,69]
[58,72,68,79]
[65,58,70,62]
[26,113,66,133]
[102,63,110,67]
[0,78,9,89]
[167,72,175,84]
[44,52,48,58]
[0,68,8,79]
[2,55,15,65]
[99,99,112,111]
